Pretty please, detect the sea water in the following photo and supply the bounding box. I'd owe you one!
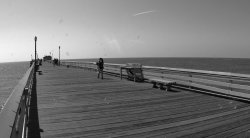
[70,57,250,74]
[0,62,29,110]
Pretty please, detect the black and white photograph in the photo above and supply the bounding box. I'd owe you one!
[0,0,250,137]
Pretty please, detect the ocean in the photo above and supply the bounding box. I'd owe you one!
[70,57,250,74]
[1,58,250,110]
[0,62,29,109]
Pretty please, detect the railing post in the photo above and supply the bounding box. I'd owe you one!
[189,73,192,88]
[25,87,30,138]
[229,75,233,91]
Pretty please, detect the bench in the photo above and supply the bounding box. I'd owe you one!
[149,78,176,91]
[120,63,144,82]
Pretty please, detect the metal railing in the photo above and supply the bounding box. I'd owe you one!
[0,63,35,138]
[61,61,250,101]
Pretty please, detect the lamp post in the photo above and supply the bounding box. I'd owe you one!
[34,36,37,70]
[59,46,61,66]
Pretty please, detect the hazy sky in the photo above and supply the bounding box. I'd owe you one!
[0,0,250,62]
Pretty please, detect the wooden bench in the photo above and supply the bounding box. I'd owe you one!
[149,78,176,91]
[120,63,144,82]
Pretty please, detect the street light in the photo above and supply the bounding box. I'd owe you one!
[59,46,61,66]
[34,36,37,70]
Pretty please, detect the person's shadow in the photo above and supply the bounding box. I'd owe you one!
[28,73,43,138]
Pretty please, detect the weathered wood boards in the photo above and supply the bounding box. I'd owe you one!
[35,63,250,138]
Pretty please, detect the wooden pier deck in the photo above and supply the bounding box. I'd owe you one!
[33,63,250,138]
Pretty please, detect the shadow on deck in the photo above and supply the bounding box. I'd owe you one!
[27,74,42,138]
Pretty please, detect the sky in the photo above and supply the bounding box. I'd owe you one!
[0,0,250,62]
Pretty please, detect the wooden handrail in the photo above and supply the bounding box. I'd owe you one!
[143,65,250,78]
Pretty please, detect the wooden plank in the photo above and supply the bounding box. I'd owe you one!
[163,108,250,138]
[197,119,250,138]
[40,102,246,129]
[140,107,250,138]
[38,96,239,124]
[39,99,231,125]
[105,106,250,137]
[118,105,250,138]
[34,63,250,137]
[228,128,250,138]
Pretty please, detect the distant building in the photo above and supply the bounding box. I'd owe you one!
[43,55,52,61]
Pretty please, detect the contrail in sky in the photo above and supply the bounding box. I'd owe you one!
[133,10,155,16]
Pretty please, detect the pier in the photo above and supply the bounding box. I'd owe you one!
[1,62,250,138]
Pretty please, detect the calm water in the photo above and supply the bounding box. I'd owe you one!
[70,57,250,74]
[0,62,29,109]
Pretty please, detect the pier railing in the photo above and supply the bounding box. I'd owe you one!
[61,61,250,101]
[142,66,250,101]
[0,63,35,138]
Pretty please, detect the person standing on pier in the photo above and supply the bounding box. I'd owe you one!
[96,58,104,79]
